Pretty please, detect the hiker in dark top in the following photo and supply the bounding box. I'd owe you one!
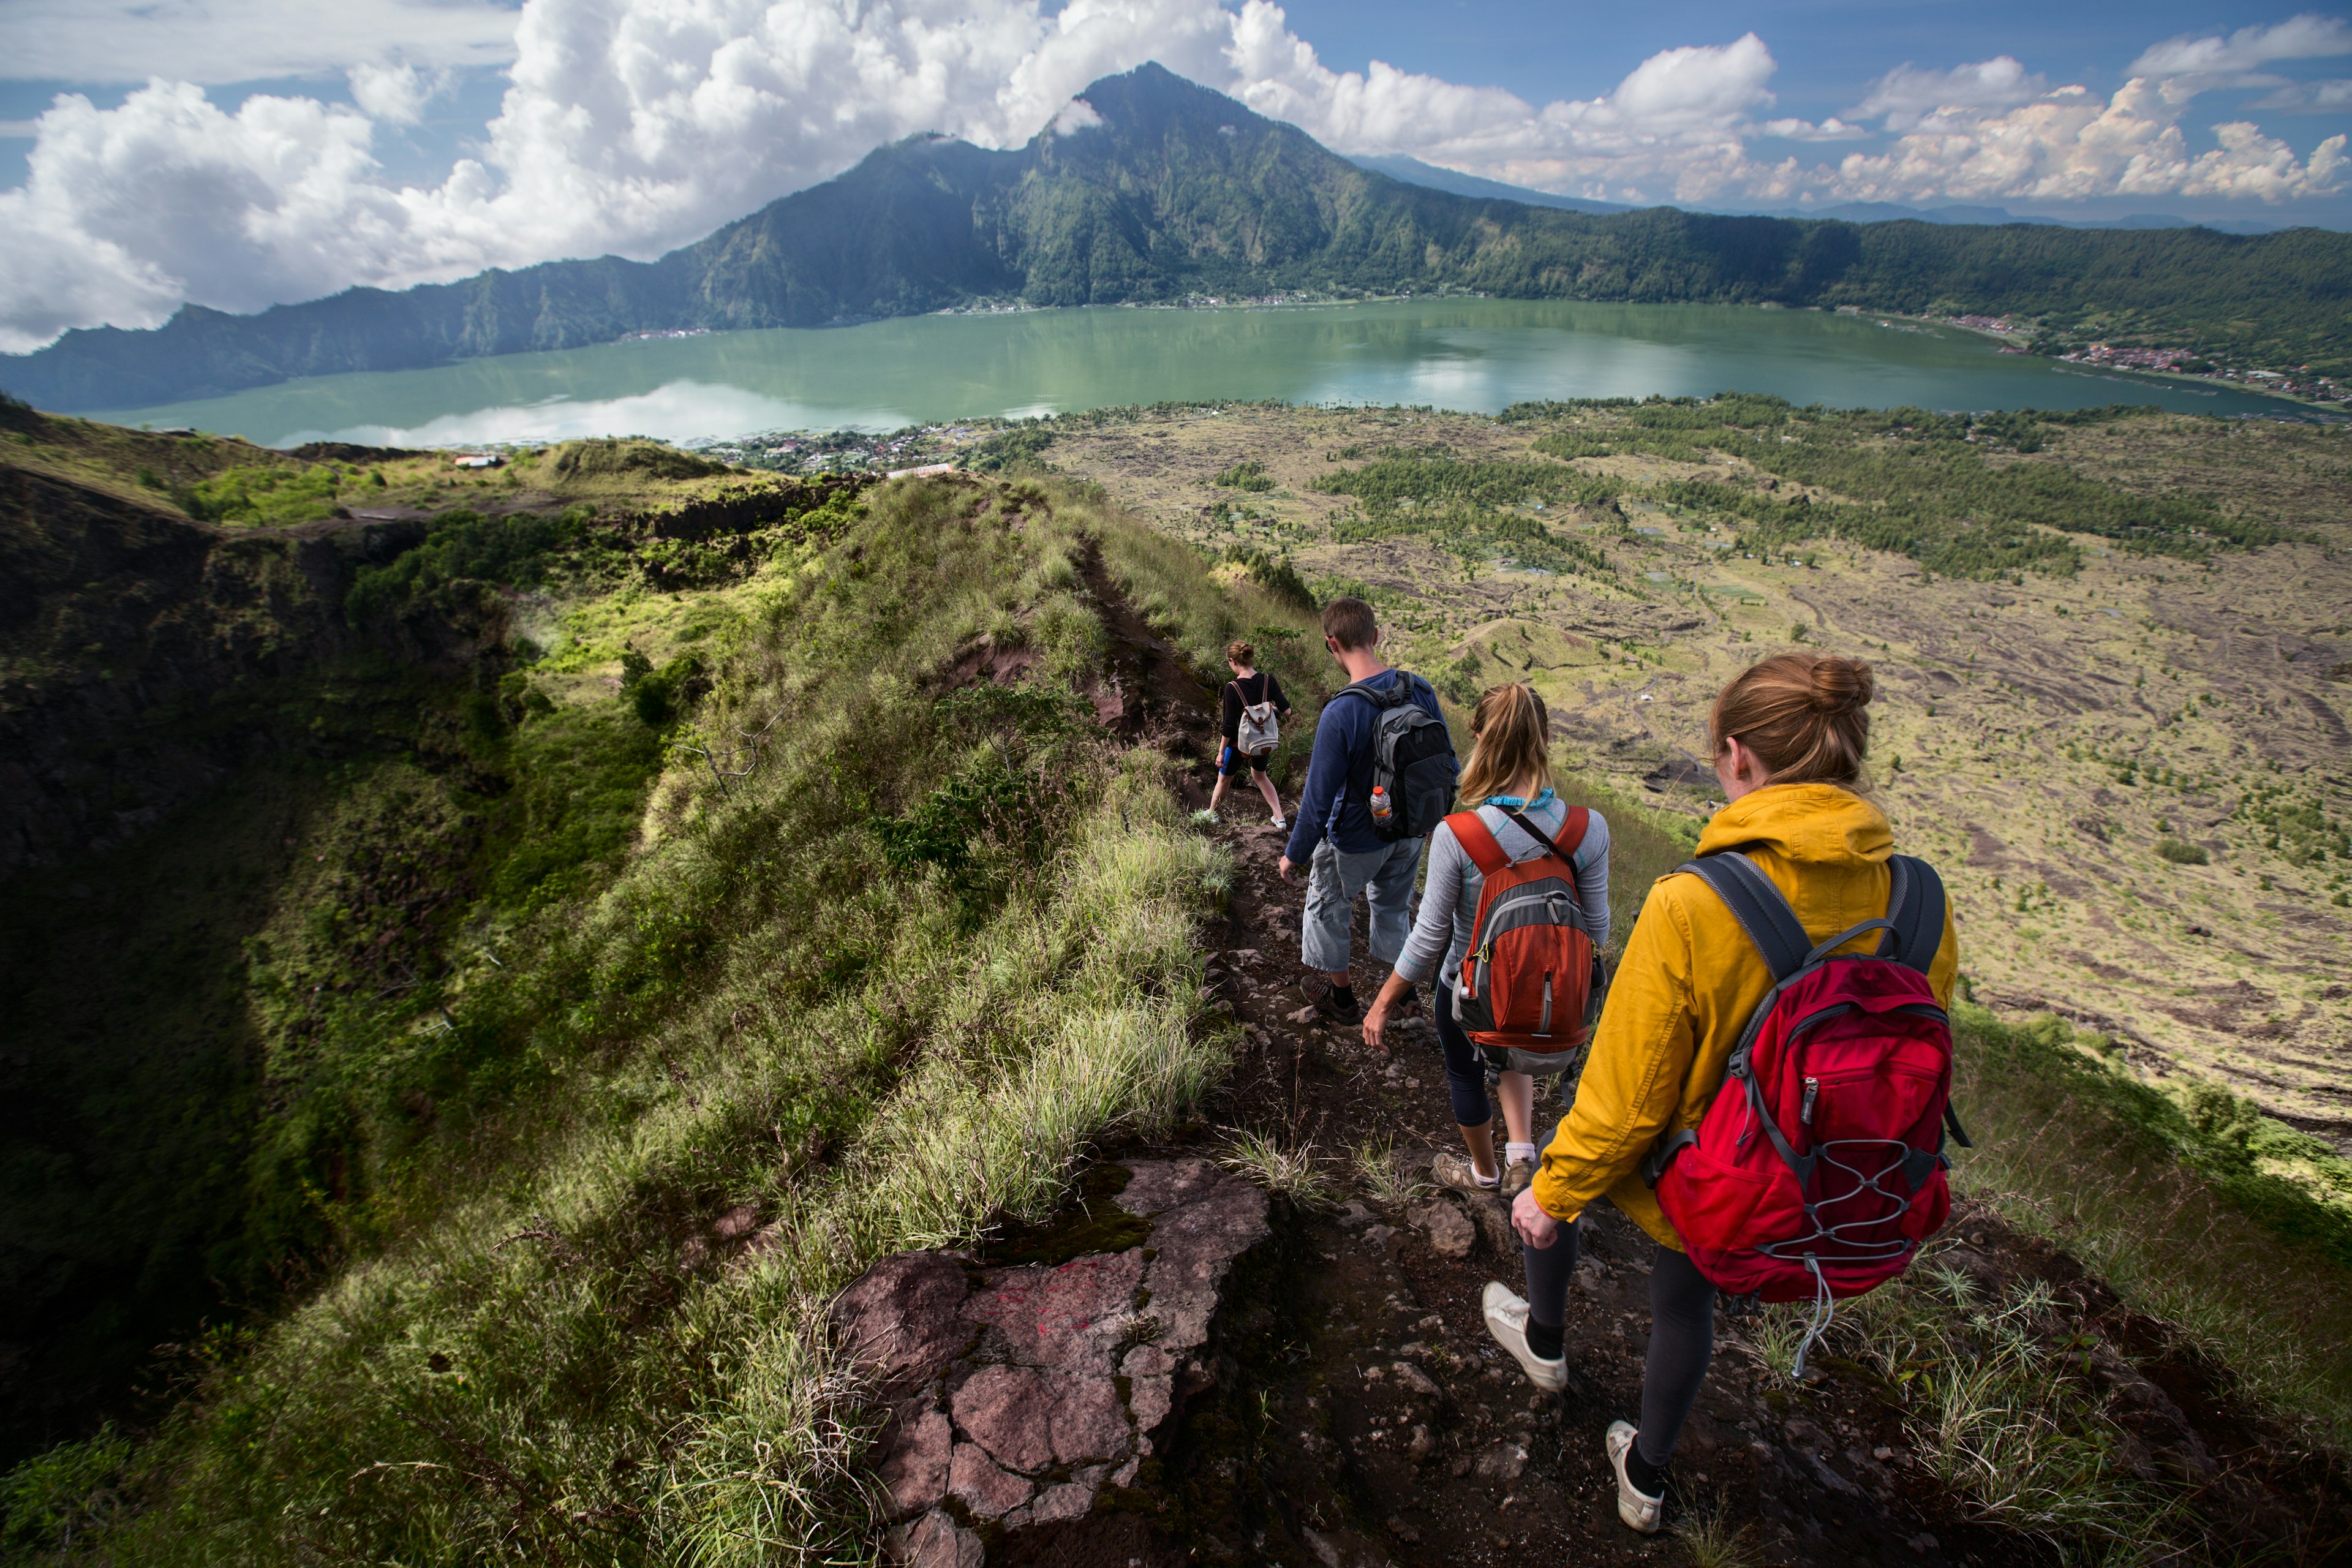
[1208,640,1291,829]
[1278,597,1449,1024]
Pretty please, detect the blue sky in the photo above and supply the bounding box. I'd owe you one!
[1277,0,2352,216]
[2,1,2348,350]
[1279,1,2346,108]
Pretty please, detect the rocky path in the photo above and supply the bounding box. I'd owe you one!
[840,566,2349,1567]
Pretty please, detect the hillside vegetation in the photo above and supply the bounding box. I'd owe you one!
[4,409,2350,1564]
[3,428,1339,1556]
[7,64,2352,412]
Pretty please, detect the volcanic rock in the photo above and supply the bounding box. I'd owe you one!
[835,1158,1270,1562]
[1411,1197,1476,1257]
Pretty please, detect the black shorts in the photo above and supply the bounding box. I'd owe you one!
[1218,743,1273,777]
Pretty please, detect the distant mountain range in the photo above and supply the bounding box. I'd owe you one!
[7,62,2351,412]
[1350,155,2291,236]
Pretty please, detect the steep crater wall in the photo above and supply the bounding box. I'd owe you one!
[0,466,491,874]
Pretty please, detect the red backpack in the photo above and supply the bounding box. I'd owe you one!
[1646,851,1967,1373]
[1448,805,1604,1055]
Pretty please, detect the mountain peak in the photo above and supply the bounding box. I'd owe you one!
[1066,60,1276,139]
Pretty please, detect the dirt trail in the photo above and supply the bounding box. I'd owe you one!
[989,569,2352,1567]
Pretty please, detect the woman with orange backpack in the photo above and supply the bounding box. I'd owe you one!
[1361,682,1611,1196]
[1502,652,1961,1534]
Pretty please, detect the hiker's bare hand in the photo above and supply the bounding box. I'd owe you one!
[1277,855,1297,884]
[1360,1004,1389,1054]
[1513,1187,1561,1248]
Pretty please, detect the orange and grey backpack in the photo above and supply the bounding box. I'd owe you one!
[1449,805,1604,1055]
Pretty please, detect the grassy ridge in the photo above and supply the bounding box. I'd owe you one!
[2,476,1238,1562]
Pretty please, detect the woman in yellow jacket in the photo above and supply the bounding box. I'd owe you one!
[1491,652,1959,1534]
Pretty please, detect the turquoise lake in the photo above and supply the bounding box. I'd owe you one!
[91,298,2285,447]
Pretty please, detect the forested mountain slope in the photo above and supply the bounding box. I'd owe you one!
[7,63,2350,412]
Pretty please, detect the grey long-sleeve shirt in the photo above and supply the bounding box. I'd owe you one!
[1393,799,1611,989]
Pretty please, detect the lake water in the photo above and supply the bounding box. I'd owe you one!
[91,298,2285,448]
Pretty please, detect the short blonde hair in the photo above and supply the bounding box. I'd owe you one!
[1458,684,1550,804]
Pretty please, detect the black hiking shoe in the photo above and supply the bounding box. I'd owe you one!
[1300,973,1361,1025]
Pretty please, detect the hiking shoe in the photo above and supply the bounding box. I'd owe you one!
[1392,986,1425,1022]
[1270,815,1288,831]
[1481,1282,1569,1393]
[1499,1157,1537,1199]
[1300,974,1360,1024]
[1605,1421,1665,1534]
[1430,1150,1499,1194]
[1189,809,1219,827]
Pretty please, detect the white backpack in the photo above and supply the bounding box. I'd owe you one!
[1234,680,1280,755]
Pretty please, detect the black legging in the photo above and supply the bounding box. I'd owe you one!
[1433,987,1496,1128]
[1521,1222,1717,1468]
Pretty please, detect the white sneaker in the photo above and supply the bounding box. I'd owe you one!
[1605,1420,1664,1534]
[1481,1282,1568,1393]
[1191,809,1219,827]
[1270,815,1287,831]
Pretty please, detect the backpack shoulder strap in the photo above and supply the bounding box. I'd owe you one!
[1499,805,1588,910]
[1675,851,1812,982]
[1339,676,1405,709]
[1447,810,1509,876]
[1556,806,1591,858]
[1881,855,1946,976]
[1497,805,1587,860]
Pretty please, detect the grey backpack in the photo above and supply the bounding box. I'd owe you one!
[1342,673,1458,841]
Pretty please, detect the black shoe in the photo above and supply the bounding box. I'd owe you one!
[1301,974,1361,1024]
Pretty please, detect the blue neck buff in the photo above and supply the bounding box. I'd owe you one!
[1482,787,1556,812]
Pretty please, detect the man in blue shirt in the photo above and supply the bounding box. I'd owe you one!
[1278,597,1449,1023]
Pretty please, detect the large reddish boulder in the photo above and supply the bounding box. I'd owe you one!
[837,1159,1268,1562]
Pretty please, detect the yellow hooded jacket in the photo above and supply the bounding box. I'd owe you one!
[1531,783,1961,1249]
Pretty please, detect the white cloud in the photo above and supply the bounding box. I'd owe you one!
[1,1,2348,355]
[0,1,524,86]
[2252,77,2352,112]
[1049,98,1107,135]
[1851,58,2050,130]
[1227,18,1781,202]
[0,81,419,341]
[1815,86,2347,208]
[1760,116,1868,142]
[347,63,453,126]
[2128,13,2352,83]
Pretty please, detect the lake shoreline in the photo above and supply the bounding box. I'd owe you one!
[90,297,2305,449]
